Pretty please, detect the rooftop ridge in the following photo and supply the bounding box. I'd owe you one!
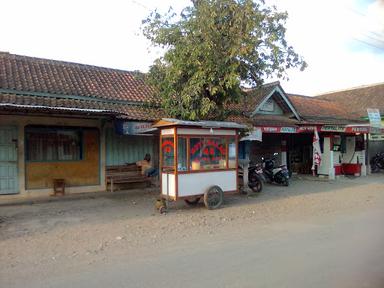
[287,93,312,98]
[261,81,281,88]
[288,94,336,102]
[316,82,384,96]
[0,51,142,75]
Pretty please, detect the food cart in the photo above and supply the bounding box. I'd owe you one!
[153,118,245,211]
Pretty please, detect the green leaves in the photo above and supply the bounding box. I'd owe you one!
[143,0,306,120]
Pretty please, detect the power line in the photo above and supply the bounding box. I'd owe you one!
[353,37,384,51]
[358,31,384,45]
[344,5,384,51]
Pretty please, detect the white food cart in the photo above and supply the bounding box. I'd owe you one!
[153,118,245,210]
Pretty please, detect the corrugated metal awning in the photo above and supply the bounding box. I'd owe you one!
[153,118,247,129]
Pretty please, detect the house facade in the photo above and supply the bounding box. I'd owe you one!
[229,82,371,179]
[0,52,162,200]
[316,83,384,162]
[0,52,381,201]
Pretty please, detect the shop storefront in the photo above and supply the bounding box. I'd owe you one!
[243,124,370,180]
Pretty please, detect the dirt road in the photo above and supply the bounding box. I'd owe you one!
[1,175,384,288]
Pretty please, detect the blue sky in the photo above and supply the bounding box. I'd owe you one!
[1,0,383,95]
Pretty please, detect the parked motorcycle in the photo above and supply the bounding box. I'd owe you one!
[238,162,265,193]
[370,152,384,173]
[248,163,265,192]
[262,153,290,186]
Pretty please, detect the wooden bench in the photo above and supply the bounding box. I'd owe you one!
[106,164,151,192]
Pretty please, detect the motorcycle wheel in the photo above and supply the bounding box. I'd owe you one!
[249,177,263,193]
[282,177,289,187]
[371,164,380,173]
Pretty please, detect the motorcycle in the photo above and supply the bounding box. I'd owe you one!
[238,162,265,193]
[370,152,384,173]
[262,153,290,186]
[248,163,265,192]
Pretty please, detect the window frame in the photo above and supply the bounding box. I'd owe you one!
[161,135,175,170]
[25,126,84,162]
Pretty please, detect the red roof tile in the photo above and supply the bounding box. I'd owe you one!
[0,52,157,103]
[316,83,384,117]
[251,114,300,126]
[227,82,281,113]
[288,94,364,123]
[0,52,371,126]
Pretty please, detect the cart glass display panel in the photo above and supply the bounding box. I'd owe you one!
[161,136,174,171]
[190,137,227,171]
[228,137,237,168]
[178,137,188,171]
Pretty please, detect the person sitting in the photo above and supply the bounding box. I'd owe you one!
[136,153,158,177]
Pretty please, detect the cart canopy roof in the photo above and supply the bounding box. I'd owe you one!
[153,118,247,129]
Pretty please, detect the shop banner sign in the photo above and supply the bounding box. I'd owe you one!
[344,126,370,134]
[261,127,297,133]
[320,125,346,132]
[280,127,297,133]
[367,108,381,128]
[312,129,322,173]
[115,121,153,135]
[298,126,316,133]
[240,128,262,142]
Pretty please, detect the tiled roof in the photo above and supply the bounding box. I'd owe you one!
[0,52,157,103]
[0,52,162,120]
[225,83,365,127]
[316,82,384,118]
[227,82,281,114]
[225,113,252,125]
[251,114,300,126]
[288,94,364,123]
[0,52,372,126]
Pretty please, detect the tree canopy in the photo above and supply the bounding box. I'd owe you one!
[143,0,307,120]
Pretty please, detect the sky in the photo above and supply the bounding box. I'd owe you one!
[1,0,383,95]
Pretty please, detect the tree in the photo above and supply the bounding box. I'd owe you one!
[143,0,306,120]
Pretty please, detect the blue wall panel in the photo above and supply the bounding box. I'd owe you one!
[106,128,157,166]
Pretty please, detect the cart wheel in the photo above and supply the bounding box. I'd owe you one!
[184,197,201,206]
[159,206,167,214]
[204,185,223,210]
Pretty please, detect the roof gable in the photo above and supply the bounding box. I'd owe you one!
[250,82,300,120]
